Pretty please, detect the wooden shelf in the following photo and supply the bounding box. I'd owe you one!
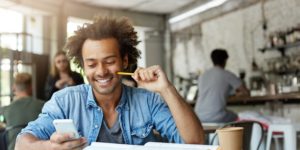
[259,41,300,56]
[228,92,300,105]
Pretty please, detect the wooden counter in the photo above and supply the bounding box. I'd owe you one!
[228,92,300,105]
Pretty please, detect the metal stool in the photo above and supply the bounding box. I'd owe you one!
[266,123,300,150]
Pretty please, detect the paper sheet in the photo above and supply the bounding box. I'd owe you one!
[84,142,220,150]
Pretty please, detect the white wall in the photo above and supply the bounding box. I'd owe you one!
[135,27,147,68]
[144,31,164,68]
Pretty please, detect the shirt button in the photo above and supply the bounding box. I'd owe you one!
[94,125,98,128]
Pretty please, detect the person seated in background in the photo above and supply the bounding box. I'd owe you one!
[1,72,44,150]
[44,51,84,100]
[15,16,204,150]
[194,49,249,123]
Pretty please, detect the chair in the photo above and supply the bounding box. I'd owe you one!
[0,124,27,150]
[209,120,265,150]
[266,123,300,150]
[0,128,6,150]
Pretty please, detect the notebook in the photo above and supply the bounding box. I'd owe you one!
[84,142,220,150]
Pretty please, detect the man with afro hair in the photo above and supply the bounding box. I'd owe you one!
[16,17,204,150]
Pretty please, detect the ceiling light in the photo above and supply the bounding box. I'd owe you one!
[169,0,228,24]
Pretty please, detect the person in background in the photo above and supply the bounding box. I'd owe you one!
[194,49,249,123]
[1,73,44,150]
[16,16,204,150]
[44,51,84,100]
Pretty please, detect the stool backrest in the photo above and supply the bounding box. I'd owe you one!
[0,128,6,150]
[0,124,27,150]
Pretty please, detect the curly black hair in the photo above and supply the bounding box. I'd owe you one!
[65,16,141,71]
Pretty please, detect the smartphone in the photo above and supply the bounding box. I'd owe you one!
[53,119,81,139]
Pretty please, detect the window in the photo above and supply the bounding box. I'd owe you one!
[0,8,23,50]
[0,8,23,106]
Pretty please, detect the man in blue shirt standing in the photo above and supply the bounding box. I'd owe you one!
[15,17,204,150]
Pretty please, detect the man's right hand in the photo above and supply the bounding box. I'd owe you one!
[15,133,87,150]
[49,132,87,150]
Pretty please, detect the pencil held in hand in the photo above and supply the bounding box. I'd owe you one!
[117,72,134,76]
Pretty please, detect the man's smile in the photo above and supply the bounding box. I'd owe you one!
[94,76,116,86]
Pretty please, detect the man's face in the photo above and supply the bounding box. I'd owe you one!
[82,38,128,96]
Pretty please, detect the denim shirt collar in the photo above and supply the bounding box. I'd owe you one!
[86,86,97,108]
[85,84,129,111]
[116,85,129,111]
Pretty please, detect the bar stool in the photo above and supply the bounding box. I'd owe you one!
[266,123,300,150]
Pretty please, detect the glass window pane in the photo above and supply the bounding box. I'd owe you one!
[0,8,23,105]
[0,96,11,107]
[0,8,23,33]
[1,59,11,96]
[0,8,23,50]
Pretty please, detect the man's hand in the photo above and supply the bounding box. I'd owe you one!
[49,132,87,150]
[132,65,171,94]
[15,133,87,150]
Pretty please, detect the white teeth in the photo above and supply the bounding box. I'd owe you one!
[97,78,110,83]
[96,78,112,84]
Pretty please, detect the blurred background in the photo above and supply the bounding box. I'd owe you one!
[0,0,300,122]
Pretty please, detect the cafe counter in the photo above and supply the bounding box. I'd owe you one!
[228,92,300,105]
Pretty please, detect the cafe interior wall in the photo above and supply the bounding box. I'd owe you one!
[172,0,300,121]
[173,0,300,81]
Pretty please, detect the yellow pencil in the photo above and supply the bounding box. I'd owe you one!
[117,72,134,76]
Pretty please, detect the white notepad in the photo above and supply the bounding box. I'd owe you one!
[84,142,220,150]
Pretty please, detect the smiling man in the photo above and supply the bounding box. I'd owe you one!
[15,17,204,150]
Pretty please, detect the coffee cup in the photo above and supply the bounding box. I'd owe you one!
[217,127,244,150]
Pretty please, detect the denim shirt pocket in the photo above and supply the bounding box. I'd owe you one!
[131,122,154,145]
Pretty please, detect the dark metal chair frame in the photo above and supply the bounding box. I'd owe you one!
[0,124,27,150]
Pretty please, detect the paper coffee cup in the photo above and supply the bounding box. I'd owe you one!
[217,127,244,150]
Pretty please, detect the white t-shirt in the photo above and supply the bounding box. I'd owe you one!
[194,66,242,122]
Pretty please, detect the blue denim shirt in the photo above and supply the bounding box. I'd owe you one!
[20,84,183,145]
